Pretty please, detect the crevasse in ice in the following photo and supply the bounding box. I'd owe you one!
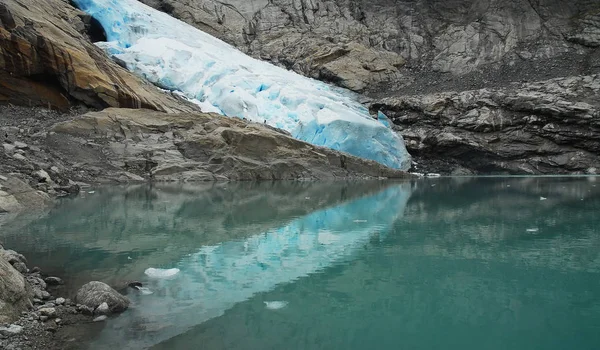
[71,0,411,170]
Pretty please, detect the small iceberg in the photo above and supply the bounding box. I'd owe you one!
[526,228,539,233]
[264,301,288,310]
[145,267,180,279]
[540,197,547,201]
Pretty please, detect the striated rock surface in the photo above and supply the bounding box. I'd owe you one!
[139,0,600,94]
[50,108,411,180]
[0,0,197,112]
[373,74,600,174]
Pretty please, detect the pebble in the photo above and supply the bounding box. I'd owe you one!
[30,266,41,273]
[39,316,48,322]
[41,291,51,300]
[55,318,61,324]
[55,297,66,305]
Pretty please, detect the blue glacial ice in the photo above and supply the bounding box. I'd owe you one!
[71,0,411,170]
[88,183,412,349]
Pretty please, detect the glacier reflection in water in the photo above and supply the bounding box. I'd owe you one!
[90,183,412,349]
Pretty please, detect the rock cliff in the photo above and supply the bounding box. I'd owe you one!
[138,0,600,94]
[0,0,197,112]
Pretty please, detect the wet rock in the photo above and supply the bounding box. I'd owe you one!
[30,267,41,274]
[77,305,94,316]
[44,277,64,286]
[55,297,66,305]
[76,281,130,314]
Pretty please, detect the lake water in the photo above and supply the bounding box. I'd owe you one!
[1,177,600,349]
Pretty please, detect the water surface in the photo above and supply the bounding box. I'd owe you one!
[1,177,600,349]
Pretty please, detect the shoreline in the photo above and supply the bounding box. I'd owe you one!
[0,245,110,350]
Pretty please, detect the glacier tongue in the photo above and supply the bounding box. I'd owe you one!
[72,0,411,170]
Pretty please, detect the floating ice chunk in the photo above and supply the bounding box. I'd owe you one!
[71,0,411,170]
[137,287,154,295]
[540,197,547,201]
[526,228,539,233]
[353,220,368,223]
[264,301,288,310]
[144,267,180,278]
[88,191,95,194]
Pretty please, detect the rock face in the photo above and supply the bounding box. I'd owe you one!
[373,74,600,174]
[138,0,600,94]
[0,255,32,323]
[50,108,411,180]
[0,0,197,112]
[76,281,130,314]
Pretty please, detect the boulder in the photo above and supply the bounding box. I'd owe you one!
[0,256,33,324]
[76,281,130,314]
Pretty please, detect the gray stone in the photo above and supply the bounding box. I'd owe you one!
[41,291,51,300]
[55,297,66,305]
[95,302,109,315]
[93,315,108,322]
[0,325,23,336]
[39,315,49,322]
[76,281,130,314]
[32,170,52,183]
[11,262,27,274]
[39,307,56,318]
[44,277,64,286]
[13,141,28,149]
[11,153,26,162]
[2,144,15,153]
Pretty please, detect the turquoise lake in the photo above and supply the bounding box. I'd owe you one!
[1,177,600,349]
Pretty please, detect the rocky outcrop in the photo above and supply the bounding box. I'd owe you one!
[139,0,600,94]
[50,108,411,180]
[0,0,197,112]
[372,74,600,175]
[0,176,52,213]
[76,281,130,314]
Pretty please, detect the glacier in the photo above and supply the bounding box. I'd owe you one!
[88,183,412,349]
[71,0,411,170]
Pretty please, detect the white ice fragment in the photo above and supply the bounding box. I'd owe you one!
[264,301,288,310]
[526,228,539,233]
[88,191,95,194]
[540,197,547,201]
[137,287,154,295]
[426,173,441,177]
[144,267,181,279]
[353,220,368,223]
